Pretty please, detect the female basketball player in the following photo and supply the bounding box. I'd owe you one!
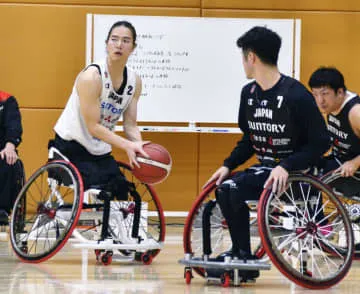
[52,21,148,198]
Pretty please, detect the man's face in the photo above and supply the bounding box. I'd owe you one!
[311,86,345,114]
[242,50,253,79]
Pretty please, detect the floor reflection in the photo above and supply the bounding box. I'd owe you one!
[1,230,360,294]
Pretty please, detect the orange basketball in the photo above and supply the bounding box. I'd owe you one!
[132,143,172,185]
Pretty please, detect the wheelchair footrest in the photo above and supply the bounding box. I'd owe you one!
[206,275,257,285]
[178,257,271,271]
[72,239,163,251]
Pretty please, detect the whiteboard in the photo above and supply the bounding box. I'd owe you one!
[87,14,300,124]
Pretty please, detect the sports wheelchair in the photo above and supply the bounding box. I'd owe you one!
[10,147,165,265]
[179,172,354,289]
[321,169,360,259]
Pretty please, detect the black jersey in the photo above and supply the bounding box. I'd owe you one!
[0,91,22,150]
[224,75,330,171]
[327,94,360,162]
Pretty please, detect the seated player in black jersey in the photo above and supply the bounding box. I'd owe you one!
[203,27,330,280]
[309,67,360,197]
[0,91,23,225]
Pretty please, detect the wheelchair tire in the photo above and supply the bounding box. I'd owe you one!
[10,160,84,262]
[183,179,263,278]
[258,174,354,289]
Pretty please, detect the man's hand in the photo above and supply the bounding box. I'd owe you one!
[126,141,150,169]
[0,142,18,165]
[202,166,230,189]
[334,158,360,177]
[264,165,289,194]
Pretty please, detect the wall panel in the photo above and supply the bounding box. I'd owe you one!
[0,5,200,109]
[202,0,360,11]
[18,109,62,178]
[0,0,200,7]
[198,133,258,194]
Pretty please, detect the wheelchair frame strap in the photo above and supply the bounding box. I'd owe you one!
[202,200,217,256]
[128,182,141,239]
[99,191,112,240]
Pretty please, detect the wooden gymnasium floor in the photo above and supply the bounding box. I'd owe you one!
[1,225,360,294]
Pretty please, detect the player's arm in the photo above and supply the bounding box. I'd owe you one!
[123,74,142,142]
[278,90,331,172]
[335,104,360,176]
[223,89,255,171]
[204,89,255,188]
[265,89,330,194]
[77,68,147,167]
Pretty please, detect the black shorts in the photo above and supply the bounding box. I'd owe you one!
[218,165,272,211]
[50,134,128,200]
[0,158,23,212]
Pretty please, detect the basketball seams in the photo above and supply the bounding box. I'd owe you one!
[144,144,172,165]
[132,142,172,184]
[136,157,171,172]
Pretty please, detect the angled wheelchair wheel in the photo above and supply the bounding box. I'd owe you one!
[321,171,360,259]
[10,160,84,263]
[258,174,354,289]
[109,161,165,260]
[183,179,263,278]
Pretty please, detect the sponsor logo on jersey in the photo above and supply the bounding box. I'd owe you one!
[333,138,351,149]
[251,134,267,142]
[254,108,272,119]
[260,100,268,107]
[269,138,291,146]
[248,121,286,133]
[101,101,123,114]
[248,98,253,106]
[329,115,340,127]
[108,91,123,104]
[328,124,348,140]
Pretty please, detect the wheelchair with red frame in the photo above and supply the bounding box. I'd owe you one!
[179,171,355,289]
[10,147,165,265]
[320,169,360,259]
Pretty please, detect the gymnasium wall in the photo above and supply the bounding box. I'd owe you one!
[1,1,360,211]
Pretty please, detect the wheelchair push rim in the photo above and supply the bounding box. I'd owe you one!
[258,174,354,289]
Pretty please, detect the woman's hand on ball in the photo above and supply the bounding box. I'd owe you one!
[127,141,150,168]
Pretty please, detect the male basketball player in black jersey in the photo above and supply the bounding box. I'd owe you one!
[204,27,330,278]
[309,67,360,191]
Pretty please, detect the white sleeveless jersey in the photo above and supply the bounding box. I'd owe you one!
[54,59,137,155]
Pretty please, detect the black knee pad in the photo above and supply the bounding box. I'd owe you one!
[216,181,248,212]
[215,183,231,206]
